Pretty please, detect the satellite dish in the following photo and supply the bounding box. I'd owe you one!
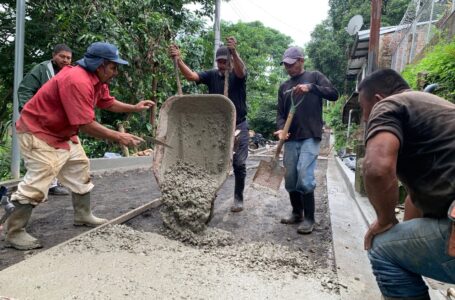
[346,15,364,36]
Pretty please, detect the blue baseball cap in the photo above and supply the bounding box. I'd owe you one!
[76,42,128,72]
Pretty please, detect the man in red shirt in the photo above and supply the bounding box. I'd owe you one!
[6,42,154,250]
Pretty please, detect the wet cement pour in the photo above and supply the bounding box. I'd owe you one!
[159,161,237,247]
[160,161,216,232]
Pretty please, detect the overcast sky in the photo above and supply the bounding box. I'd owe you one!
[219,0,330,46]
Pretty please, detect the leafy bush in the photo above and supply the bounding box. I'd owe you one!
[324,96,348,151]
[0,134,26,181]
[402,37,455,102]
[0,136,12,180]
[248,96,278,139]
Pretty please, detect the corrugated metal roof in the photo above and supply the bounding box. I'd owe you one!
[346,25,398,79]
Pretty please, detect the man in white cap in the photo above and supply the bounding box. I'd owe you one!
[5,42,154,250]
[275,46,338,234]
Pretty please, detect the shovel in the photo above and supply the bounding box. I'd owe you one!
[252,89,300,192]
[144,136,173,149]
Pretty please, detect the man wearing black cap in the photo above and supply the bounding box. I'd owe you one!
[5,42,154,250]
[275,46,338,234]
[169,36,248,213]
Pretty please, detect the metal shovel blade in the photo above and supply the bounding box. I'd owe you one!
[252,158,285,192]
[144,136,173,149]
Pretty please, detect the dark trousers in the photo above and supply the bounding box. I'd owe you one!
[233,121,248,200]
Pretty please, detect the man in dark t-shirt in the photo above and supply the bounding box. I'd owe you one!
[359,69,455,300]
[275,46,338,234]
[169,36,248,213]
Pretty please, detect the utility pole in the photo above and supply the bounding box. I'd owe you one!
[367,0,382,74]
[11,0,26,179]
[356,0,383,196]
[213,0,221,68]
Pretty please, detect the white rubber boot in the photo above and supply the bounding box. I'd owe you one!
[72,192,107,227]
[5,203,42,250]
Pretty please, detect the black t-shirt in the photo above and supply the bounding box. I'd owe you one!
[197,69,247,125]
[366,90,455,217]
[276,71,338,140]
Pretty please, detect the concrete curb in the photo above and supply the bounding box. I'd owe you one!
[90,156,152,174]
[333,156,376,227]
[0,156,153,190]
[326,156,380,299]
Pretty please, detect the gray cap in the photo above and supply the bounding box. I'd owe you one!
[216,46,229,60]
[280,46,304,65]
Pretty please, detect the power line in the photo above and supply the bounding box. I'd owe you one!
[242,0,308,36]
[227,2,245,20]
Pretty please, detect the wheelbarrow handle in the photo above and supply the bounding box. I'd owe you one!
[224,49,231,98]
[173,56,183,96]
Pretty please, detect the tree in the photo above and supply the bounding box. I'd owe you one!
[307,0,409,95]
[306,19,347,93]
[0,0,216,158]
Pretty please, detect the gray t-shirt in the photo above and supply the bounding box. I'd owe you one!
[366,90,455,218]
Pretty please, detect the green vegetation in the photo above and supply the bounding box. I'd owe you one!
[324,96,358,151]
[0,0,413,180]
[402,37,455,102]
[307,0,408,95]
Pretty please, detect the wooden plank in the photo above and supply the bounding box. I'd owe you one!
[44,197,162,249]
[102,198,162,227]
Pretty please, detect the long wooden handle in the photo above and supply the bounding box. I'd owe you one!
[224,50,231,97]
[173,56,183,96]
[274,111,295,160]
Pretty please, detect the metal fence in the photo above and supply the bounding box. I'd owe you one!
[390,0,454,72]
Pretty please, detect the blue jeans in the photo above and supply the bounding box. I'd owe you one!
[283,138,320,194]
[368,218,455,298]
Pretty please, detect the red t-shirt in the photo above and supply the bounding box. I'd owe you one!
[16,65,115,150]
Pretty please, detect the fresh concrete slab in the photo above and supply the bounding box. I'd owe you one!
[327,156,380,299]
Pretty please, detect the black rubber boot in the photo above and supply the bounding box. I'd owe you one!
[297,192,315,234]
[49,185,70,196]
[231,164,246,212]
[281,191,303,224]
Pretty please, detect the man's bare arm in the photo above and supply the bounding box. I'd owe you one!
[169,45,200,82]
[363,131,401,249]
[80,121,143,147]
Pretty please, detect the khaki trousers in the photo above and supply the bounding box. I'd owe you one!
[12,133,94,205]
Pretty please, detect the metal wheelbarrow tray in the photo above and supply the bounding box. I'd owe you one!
[152,94,236,193]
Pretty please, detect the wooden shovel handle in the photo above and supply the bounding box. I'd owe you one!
[224,50,231,97]
[173,56,183,96]
[274,111,295,160]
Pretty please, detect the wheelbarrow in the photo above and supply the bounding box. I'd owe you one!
[152,94,236,189]
[152,93,236,224]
